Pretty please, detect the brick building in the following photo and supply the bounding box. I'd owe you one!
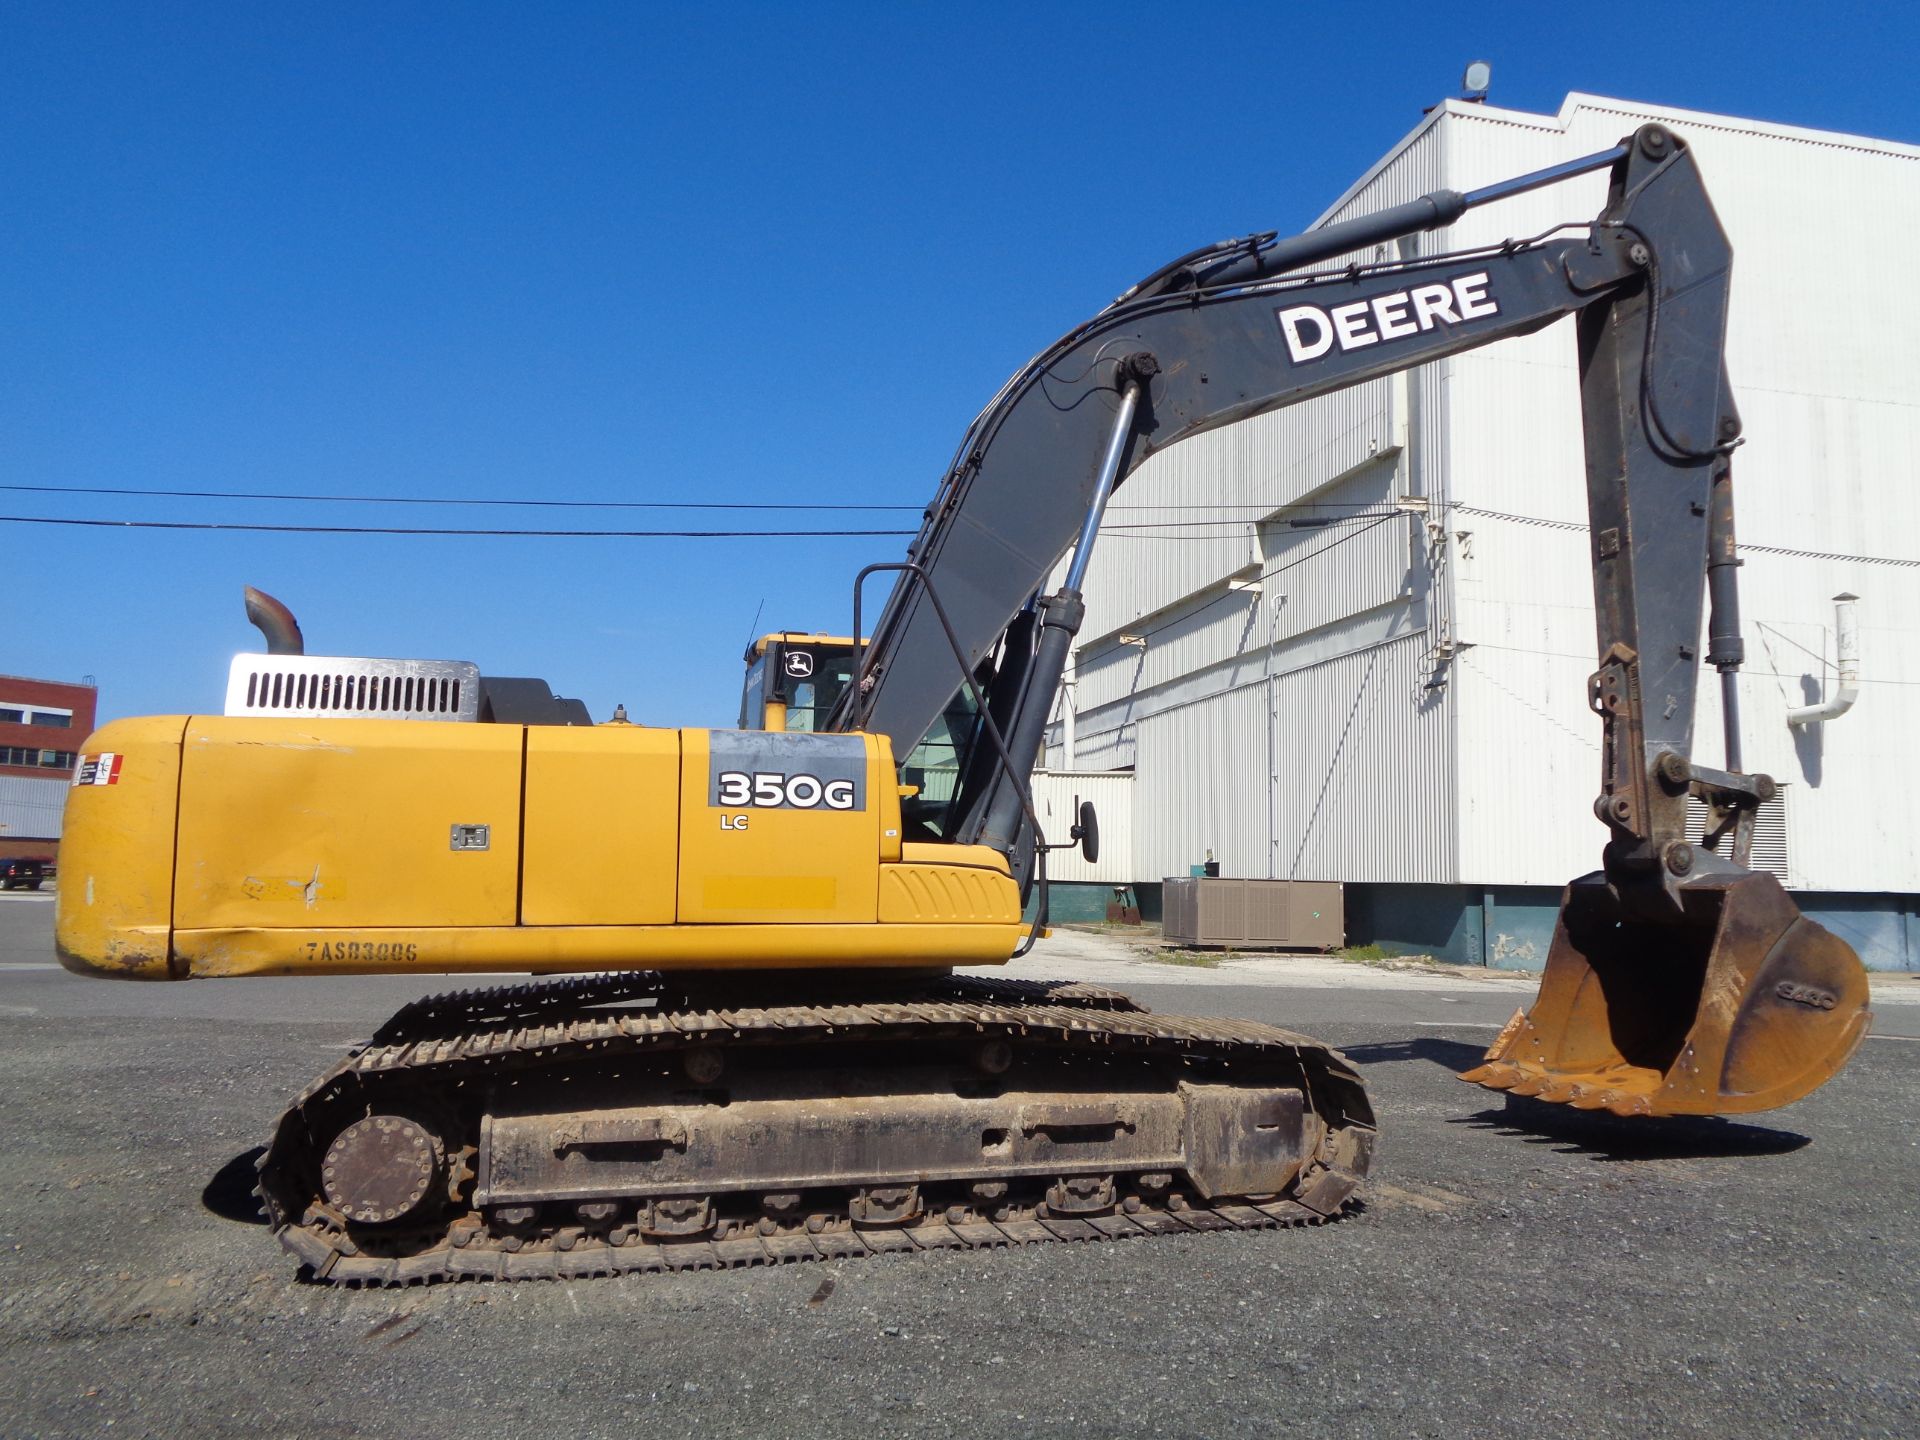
[0,676,98,863]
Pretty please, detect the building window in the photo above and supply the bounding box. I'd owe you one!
[0,708,21,723]
[0,746,74,768]
[29,711,71,728]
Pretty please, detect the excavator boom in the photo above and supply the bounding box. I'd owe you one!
[837,123,1868,1114]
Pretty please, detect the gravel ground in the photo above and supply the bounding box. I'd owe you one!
[2,894,1914,1439]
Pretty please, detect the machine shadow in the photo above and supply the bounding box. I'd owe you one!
[202,1146,269,1225]
[1451,1096,1811,1161]
[1341,1037,1488,1074]
[1344,1038,1812,1161]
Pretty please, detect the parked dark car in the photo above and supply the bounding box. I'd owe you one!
[1,858,49,890]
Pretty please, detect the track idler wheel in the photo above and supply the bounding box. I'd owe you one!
[1462,868,1870,1117]
[321,1115,445,1226]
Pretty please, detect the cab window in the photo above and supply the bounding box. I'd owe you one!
[738,657,767,730]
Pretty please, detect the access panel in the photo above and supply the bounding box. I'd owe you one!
[677,730,883,924]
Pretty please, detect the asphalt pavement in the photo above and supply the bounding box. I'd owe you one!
[1,892,1915,1439]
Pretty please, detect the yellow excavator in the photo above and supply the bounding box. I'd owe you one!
[58,127,1868,1284]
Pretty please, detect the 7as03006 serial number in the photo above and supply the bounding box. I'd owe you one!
[304,940,420,963]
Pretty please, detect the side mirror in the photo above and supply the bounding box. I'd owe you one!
[1069,798,1099,865]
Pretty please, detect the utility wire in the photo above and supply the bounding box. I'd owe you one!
[2,478,1406,519]
[1103,508,1404,539]
[8,491,1911,565]
[1453,503,1920,568]
[0,515,916,539]
[0,506,1400,541]
[0,482,919,512]
[1091,512,1405,652]
[1465,636,1920,687]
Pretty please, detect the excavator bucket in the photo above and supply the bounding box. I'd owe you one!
[1462,868,1870,1117]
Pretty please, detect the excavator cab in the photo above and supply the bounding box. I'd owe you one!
[739,634,862,732]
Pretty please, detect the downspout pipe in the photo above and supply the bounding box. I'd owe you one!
[1787,593,1860,726]
[1060,652,1076,769]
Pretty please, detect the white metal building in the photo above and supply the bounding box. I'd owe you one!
[1047,93,1920,968]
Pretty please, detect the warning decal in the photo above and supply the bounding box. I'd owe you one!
[74,753,123,787]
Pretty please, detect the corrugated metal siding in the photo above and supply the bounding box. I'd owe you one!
[1065,94,1920,899]
[0,775,66,841]
[1132,682,1269,880]
[1265,465,1417,647]
[1269,631,1451,883]
[1439,97,1920,892]
[1030,771,1133,885]
[1688,788,1790,884]
[1075,591,1269,717]
[1073,121,1458,889]
[1128,631,1450,884]
[1088,376,1402,645]
[1698,558,1920,892]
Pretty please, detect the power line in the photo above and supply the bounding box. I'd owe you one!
[1103,508,1403,539]
[14,483,1913,565]
[15,490,1907,566]
[1092,511,1405,651]
[1453,503,1920,568]
[0,507,1402,541]
[0,482,920,513]
[2,478,1403,519]
[0,515,915,540]
[1467,636,1920,688]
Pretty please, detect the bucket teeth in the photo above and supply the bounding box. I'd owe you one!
[1458,1061,1518,1090]
[1465,1059,1652,1113]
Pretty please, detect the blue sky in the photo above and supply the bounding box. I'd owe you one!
[6,3,1916,729]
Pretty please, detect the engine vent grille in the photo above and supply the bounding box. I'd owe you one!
[224,655,482,722]
[1687,785,1789,884]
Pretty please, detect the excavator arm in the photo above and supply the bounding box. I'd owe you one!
[842,124,1868,1116]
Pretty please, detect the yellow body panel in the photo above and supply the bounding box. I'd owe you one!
[55,716,188,979]
[901,842,1008,872]
[174,717,522,930]
[523,725,680,925]
[54,716,1019,980]
[675,730,883,925]
[746,633,862,657]
[171,920,1020,977]
[879,863,1020,925]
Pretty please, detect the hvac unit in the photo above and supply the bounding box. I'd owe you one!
[1161,878,1343,950]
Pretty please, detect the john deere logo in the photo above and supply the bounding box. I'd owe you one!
[783,652,815,679]
[1276,272,1501,365]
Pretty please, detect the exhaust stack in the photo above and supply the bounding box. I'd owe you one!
[243,587,305,656]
